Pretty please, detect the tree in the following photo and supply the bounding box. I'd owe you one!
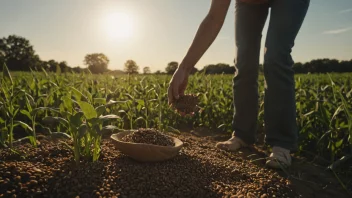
[44,59,59,72]
[72,66,82,73]
[143,66,151,74]
[84,53,109,74]
[124,60,139,74]
[165,61,178,74]
[200,63,235,74]
[292,62,304,73]
[59,61,71,73]
[0,35,41,71]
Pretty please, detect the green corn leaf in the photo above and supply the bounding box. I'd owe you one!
[50,132,72,140]
[25,93,35,107]
[303,110,315,117]
[124,93,134,100]
[118,110,126,114]
[62,95,73,112]
[95,105,106,117]
[137,104,142,112]
[134,116,145,123]
[347,88,352,98]
[41,67,49,77]
[77,101,97,119]
[99,114,120,122]
[20,109,32,120]
[167,126,181,134]
[13,108,20,117]
[102,125,120,131]
[70,112,83,128]
[78,124,87,139]
[335,139,343,148]
[83,89,92,102]
[93,98,106,105]
[137,99,145,106]
[330,105,343,123]
[14,121,33,132]
[28,136,37,146]
[70,86,88,102]
[104,100,123,107]
[2,63,13,85]
[317,130,332,146]
[32,107,60,116]
[13,136,36,147]
[43,116,69,127]
[217,124,226,129]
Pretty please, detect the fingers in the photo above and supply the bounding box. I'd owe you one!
[167,81,180,106]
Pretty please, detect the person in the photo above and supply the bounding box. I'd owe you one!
[167,0,310,169]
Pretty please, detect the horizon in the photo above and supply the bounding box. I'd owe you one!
[1,0,352,72]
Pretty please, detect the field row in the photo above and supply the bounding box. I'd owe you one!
[1,69,351,167]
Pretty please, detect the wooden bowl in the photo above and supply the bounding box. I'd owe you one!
[110,131,183,162]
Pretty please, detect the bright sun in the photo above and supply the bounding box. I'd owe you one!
[104,12,134,40]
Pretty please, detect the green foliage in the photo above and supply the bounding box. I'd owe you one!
[200,63,235,74]
[0,35,41,71]
[165,61,178,74]
[143,67,151,74]
[84,53,109,74]
[1,71,351,169]
[124,60,139,74]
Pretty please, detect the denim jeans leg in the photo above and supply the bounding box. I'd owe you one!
[263,0,310,151]
[232,2,269,144]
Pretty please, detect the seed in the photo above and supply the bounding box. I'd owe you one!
[30,180,38,185]
[172,94,199,115]
[121,128,175,146]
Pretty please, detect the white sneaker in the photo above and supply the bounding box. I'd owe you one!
[215,136,248,151]
[266,146,292,169]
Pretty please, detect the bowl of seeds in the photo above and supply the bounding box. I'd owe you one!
[110,128,183,162]
[171,94,200,116]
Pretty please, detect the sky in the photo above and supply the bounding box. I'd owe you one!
[0,0,351,72]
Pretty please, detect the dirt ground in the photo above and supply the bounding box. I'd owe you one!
[0,129,350,198]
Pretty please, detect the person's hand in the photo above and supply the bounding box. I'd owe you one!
[167,67,189,105]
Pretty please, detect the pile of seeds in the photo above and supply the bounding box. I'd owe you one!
[121,128,175,146]
[172,94,199,115]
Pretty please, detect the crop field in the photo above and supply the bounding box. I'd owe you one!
[1,66,352,197]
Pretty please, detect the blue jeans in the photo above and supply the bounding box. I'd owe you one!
[232,0,310,151]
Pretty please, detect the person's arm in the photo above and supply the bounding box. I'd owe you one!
[167,0,231,104]
[178,0,231,74]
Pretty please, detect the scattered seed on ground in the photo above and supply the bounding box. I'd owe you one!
[0,132,349,198]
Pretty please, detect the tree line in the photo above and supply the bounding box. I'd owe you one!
[1,35,352,75]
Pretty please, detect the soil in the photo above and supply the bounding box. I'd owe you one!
[0,130,350,198]
[121,128,175,146]
[172,94,199,115]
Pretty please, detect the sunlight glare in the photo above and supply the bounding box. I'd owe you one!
[104,12,134,40]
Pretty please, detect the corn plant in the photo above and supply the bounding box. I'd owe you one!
[1,68,351,172]
[0,63,25,148]
[42,89,121,165]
